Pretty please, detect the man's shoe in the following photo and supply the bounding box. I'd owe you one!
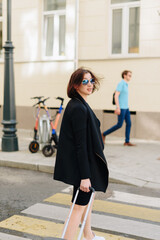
[124,142,136,146]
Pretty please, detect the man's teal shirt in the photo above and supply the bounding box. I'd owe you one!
[116,79,129,109]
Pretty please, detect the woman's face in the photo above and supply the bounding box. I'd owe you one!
[76,72,94,99]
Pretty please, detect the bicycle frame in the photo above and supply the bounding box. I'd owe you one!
[29,96,64,155]
[43,104,54,131]
[51,100,63,146]
[34,97,64,142]
[31,96,46,141]
[42,97,64,157]
[29,96,46,153]
[34,103,41,140]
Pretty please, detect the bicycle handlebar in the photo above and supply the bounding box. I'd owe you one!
[56,97,64,106]
[32,97,50,107]
[31,96,64,107]
[42,97,50,104]
[31,96,44,100]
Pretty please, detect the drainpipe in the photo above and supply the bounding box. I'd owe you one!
[74,0,79,70]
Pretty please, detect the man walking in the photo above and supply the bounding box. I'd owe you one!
[102,70,135,146]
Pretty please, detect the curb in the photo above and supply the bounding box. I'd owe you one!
[0,158,54,174]
[0,158,159,190]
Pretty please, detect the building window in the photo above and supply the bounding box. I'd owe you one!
[43,0,66,58]
[112,9,122,54]
[128,7,140,53]
[111,0,140,56]
[0,0,3,57]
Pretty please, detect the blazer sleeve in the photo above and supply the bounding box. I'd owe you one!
[71,105,91,180]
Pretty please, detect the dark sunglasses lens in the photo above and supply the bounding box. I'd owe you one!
[90,79,95,84]
[82,79,89,85]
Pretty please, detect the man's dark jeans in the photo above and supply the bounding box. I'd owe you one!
[103,108,131,143]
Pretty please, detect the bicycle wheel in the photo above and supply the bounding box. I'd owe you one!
[29,141,39,153]
[42,145,55,157]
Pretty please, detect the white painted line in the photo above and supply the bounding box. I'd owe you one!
[0,232,32,240]
[109,191,160,208]
[62,186,73,193]
[22,203,160,240]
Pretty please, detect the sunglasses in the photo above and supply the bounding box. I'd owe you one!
[82,78,95,85]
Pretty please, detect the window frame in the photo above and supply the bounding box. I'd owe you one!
[109,0,141,58]
[42,2,66,60]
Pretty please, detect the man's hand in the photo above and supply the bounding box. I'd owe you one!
[114,108,121,115]
[114,91,120,115]
[80,178,91,192]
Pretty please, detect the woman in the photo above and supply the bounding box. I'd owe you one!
[54,68,109,240]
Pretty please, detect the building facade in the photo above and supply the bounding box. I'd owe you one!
[0,0,160,140]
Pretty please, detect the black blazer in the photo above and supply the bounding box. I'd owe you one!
[54,93,109,192]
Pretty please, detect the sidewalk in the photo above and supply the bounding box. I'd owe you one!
[0,129,160,190]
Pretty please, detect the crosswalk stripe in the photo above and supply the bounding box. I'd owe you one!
[0,215,63,238]
[0,232,32,240]
[21,203,160,240]
[109,191,160,208]
[62,187,160,208]
[44,193,160,223]
[1,189,160,240]
[0,215,137,240]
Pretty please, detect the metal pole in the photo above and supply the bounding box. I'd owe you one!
[1,0,19,151]
[7,0,11,41]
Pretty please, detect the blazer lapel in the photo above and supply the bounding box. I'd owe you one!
[74,93,107,165]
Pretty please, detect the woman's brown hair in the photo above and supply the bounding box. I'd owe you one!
[67,68,100,98]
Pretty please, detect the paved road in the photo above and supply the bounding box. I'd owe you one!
[0,167,160,240]
[0,167,66,222]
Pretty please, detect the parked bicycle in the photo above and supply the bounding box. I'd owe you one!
[42,97,64,157]
[29,96,50,153]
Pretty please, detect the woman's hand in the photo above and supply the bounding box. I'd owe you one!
[80,178,91,192]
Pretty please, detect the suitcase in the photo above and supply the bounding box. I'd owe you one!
[61,186,95,240]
